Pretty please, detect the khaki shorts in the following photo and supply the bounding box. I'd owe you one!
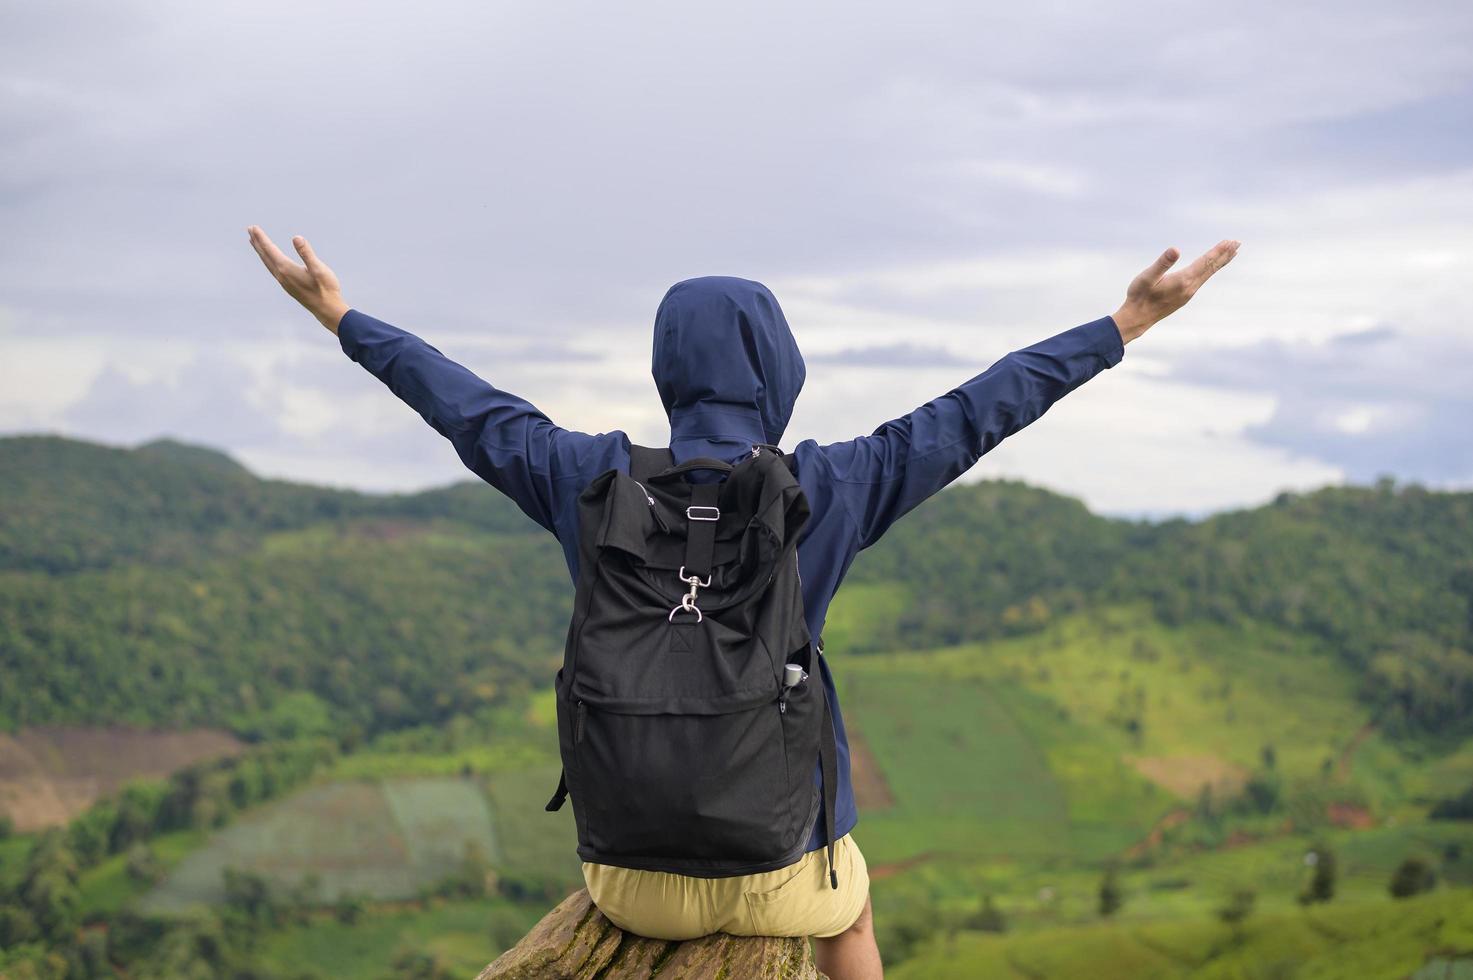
[582,833,870,941]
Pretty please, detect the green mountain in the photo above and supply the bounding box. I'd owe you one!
[0,434,569,738]
[839,474,1473,736]
[3,432,1472,978]
[3,434,1470,742]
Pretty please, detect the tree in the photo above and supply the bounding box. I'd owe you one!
[1298,844,1336,905]
[109,783,165,854]
[125,842,164,886]
[335,891,367,925]
[67,802,117,866]
[391,948,454,980]
[966,894,1008,933]
[487,905,526,951]
[877,903,940,967]
[19,832,81,942]
[280,872,321,926]
[436,841,494,899]
[1241,770,1281,815]
[222,867,279,931]
[1099,865,1123,918]
[1430,783,1473,820]
[1389,857,1437,898]
[495,870,565,904]
[1195,783,1220,828]
[104,909,168,966]
[73,928,112,980]
[132,912,230,980]
[1217,888,1256,941]
[0,904,40,947]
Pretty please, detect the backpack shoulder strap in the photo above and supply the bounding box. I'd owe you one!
[628,443,676,483]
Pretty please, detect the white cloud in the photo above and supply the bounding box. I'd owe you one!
[2,0,1471,513]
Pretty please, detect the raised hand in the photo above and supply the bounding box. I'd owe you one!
[1112,239,1240,345]
[246,225,351,334]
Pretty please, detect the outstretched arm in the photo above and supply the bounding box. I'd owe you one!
[816,240,1241,552]
[246,226,601,535]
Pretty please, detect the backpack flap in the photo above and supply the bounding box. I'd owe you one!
[553,444,823,875]
[567,448,809,714]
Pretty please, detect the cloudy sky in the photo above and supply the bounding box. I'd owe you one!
[3,1,1471,520]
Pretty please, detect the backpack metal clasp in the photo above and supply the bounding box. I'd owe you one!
[669,565,712,623]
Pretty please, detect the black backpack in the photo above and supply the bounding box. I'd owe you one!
[545,442,840,888]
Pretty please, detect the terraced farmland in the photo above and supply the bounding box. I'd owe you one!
[140,777,497,913]
[892,888,1473,979]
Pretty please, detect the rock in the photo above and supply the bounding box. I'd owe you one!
[477,888,827,979]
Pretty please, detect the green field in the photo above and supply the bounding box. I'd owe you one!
[483,764,581,889]
[823,580,913,654]
[76,828,209,919]
[833,606,1397,872]
[892,888,1473,979]
[815,607,1473,973]
[843,604,1379,785]
[147,608,1472,972]
[139,777,498,913]
[34,610,1471,978]
[844,669,1121,866]
[7,437,1473,976]
[254,897,546,979]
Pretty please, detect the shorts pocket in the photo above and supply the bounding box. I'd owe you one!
[740,857,823,938]
[743,836,870,939]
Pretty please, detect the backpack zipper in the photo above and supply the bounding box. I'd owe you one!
[575,700,587,743]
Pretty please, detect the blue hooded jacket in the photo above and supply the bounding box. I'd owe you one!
[337,276,1125,855]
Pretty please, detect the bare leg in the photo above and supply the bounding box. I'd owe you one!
[812,895,882,980]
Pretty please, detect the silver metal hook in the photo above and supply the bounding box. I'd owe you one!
[670,566,710,623]
[668,596,703,622]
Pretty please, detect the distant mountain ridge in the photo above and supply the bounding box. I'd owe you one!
[135,436,252,475]
[1,432,1469,742]
[0,434,540,574]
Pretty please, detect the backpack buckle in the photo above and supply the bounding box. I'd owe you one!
[686,505,720,522]
[678,566,712,588]
[670,566,711,623]
[669,594,704,623]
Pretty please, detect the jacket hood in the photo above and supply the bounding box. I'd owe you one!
[652,276,806,462]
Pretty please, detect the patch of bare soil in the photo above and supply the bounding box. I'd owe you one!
[1127,754,1251,801]
[846,727,895,811]
[1326,802,1375,829]
[0,725,245,832]
[1335,722,1376,780]
[347,519,426,542]
[869,852,936,881]
[1123,808,1191,859]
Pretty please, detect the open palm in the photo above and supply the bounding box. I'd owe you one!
[247,225,350,333]
[1114,239,1240,343]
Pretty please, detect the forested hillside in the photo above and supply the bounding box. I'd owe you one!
[0,435,543,575]
[3,434,1471,743]
[3,433,1473,979]
[844,474,1473,736]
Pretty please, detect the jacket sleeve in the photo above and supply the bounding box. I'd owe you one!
[815,314,1125,552]
[335,308,604,536]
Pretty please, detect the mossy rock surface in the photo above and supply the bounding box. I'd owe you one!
[477,888,826,979]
